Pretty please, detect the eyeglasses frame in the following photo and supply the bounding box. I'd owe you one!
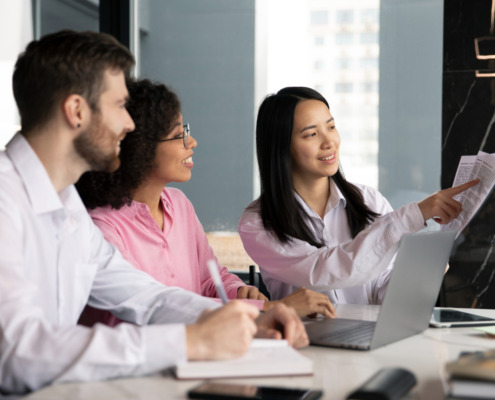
[157,123,190,148]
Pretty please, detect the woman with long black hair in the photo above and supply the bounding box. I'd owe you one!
[239,86,477,305]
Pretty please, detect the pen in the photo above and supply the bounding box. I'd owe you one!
[207,259,229,304]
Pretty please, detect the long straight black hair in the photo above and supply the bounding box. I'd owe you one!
[252,86,380,248]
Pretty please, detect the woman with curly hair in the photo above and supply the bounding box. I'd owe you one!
[76,78,336,327]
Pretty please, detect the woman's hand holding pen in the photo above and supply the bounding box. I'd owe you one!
[417,179,479,224]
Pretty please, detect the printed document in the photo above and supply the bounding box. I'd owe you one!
[442,151,495,236]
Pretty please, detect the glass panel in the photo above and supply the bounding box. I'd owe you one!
[314,36,324,46]
[137,1,256,232]
[0,1,32,148]
[310,10,328,25]
[336,32,355,45]
[361,8,379,24]
[0,0,99,149]
[336,9,354,24]
[264,0,382,189]
[260,0,442,209]
[360,32,378,44]
[36,0,98,37]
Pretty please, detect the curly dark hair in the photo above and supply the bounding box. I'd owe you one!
[75,78,181,209]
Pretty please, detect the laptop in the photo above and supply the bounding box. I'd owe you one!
[305,230,456,351]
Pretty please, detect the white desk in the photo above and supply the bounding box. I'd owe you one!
[19,305,495,400]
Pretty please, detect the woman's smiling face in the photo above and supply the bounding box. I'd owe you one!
[290,99,340,184]
[150,113,197,185]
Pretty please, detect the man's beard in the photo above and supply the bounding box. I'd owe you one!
[73,114,122,173]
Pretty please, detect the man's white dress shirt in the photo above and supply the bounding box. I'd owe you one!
[0,133,218,394]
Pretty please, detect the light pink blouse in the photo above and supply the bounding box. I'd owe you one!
[80,187,258,327]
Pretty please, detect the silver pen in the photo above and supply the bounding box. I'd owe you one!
[207,259,229,304]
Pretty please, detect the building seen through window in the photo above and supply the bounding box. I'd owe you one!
[265,0,380,188]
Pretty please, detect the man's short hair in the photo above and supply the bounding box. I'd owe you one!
[13,30,135,134]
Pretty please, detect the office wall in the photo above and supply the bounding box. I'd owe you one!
[139,1,255,232]
[442,0,495,308]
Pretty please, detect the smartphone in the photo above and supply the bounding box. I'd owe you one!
[430,308,495,328]
[187,382,323,400]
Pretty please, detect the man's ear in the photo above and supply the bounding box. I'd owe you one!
[62,94,89,131]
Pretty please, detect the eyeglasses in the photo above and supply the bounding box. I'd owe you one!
[158,123,191,148]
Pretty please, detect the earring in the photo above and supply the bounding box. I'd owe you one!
[77,123,81,128]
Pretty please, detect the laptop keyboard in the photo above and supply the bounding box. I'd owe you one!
[324,321,375,345]
[307,319,377,348]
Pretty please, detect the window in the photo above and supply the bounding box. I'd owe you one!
[335,58,354,69]
[360,57,378,69]
[310,10,328,25]
[360,81,378,92]
[314,36,325,45]
[335,82,354,93]
[361,8,379,24]
[336,32,354,45]
[129,0,443,242]
[315,84,325,93]
[37,0,98,36]
[314,60,325,70]
[0,0,99,148]
[360,32,378,44]
[336,9,354,24]
[138,1,255,232]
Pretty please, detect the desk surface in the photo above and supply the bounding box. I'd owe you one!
[20,305,495,400]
